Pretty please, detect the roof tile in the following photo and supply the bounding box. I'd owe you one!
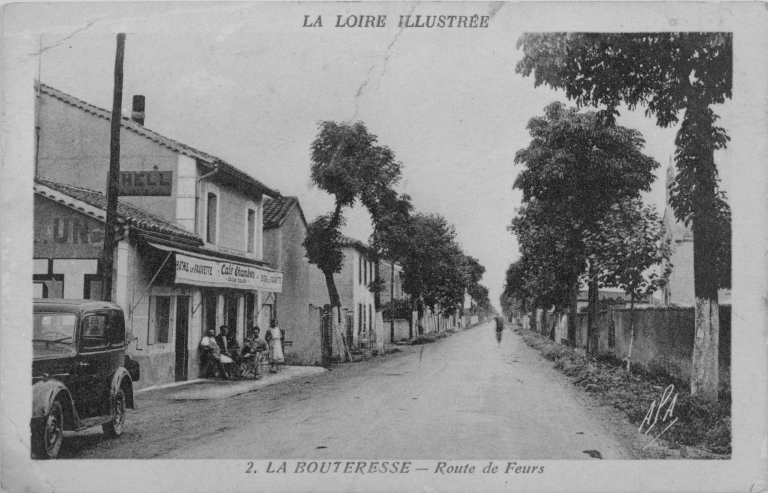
[35,177,202,244]
[263,196,299,229]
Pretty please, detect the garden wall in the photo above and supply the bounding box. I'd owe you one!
[383,319,411,344]
[568,305,731,386]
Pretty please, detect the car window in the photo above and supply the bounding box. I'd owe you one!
[33,313,77,357]
[82,313,109,349]
[110,310,126,347]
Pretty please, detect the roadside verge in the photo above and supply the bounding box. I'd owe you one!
[514,326,731,459]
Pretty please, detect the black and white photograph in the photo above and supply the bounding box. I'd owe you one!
[1,2,766,492]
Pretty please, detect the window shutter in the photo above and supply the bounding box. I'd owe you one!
[148,296,156,345]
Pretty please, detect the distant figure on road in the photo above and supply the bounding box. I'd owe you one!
[494,316,505,345]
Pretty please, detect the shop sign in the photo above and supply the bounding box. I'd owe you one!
[119,171,172,196]
[174,252,283,292]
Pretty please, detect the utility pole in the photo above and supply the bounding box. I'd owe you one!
[102,33,126,302]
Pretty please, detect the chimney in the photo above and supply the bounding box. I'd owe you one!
[131,95,145,125]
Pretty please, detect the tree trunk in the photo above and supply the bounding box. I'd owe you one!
[568,280,578,344]
[691,216,720,402]
[390,260,395,343]
[323,270,342,323]
[417,301,424,335]
[625,294,635,373]
[685,99,721,403]
[586,272,599,356]
[409,297,417,339]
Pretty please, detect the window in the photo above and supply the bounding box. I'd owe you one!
[368,305,372,331]
[363,258,367,285]
[247,208,256,254]
[152,296,171,344]
[206,192,218,244]
[33,313,76,356]
[82,313,109,349]
[359,257,363,284]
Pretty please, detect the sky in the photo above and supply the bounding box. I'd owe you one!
[8,2,733,310]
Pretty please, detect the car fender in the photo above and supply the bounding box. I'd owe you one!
[110,368,136,410]
[32,380,80,430]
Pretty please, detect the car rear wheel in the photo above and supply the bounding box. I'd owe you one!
[102,387,126,438]
[32,400,64,459]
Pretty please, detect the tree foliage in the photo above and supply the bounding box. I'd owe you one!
[400,213,478,317]
[511,103,660,318]
[304,212,346,276]
[515,33,732,127]
[509,200,576,310]
[584,198,671,300]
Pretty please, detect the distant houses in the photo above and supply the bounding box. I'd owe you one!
[309,235,379,350]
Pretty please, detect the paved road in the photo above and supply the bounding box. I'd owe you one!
[152,322,632,460]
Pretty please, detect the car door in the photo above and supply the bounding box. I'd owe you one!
[76,311,114,417]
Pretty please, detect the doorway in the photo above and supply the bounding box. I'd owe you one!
[175,296,190,381]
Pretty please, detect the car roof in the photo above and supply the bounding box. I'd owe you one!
[33,299,124,313]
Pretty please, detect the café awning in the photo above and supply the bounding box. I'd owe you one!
[146,242,283,293]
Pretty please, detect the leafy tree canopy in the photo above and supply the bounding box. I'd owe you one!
[515,33,732,127]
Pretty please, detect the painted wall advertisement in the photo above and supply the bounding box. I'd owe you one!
[174,252,283,292]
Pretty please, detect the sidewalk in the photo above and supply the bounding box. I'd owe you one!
[136,366,327,400]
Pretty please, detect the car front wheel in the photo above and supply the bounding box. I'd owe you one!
[102,387,126,438]
[32,400,64,459]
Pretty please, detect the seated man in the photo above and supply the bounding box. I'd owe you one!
[241,326,267,378]
[199,329,229,379]
[215,326,240,363]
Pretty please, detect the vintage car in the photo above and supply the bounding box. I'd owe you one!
[31,299,139,459]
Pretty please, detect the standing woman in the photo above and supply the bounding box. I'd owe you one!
[265,319,284,373]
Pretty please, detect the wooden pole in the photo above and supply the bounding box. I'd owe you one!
[102,33,126,302]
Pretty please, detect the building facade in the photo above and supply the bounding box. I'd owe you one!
[379,261,404,306]
[263,196,324,365]
[34,83,284,388]
[309,235,378,349]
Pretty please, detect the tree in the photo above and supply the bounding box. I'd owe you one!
[512,102,659,351]
[584,198,672,371]
[304,121,402,325]
[400,213,468,335]
[516,32,732,401]
[366,190,414,342]
[509,200,575,313]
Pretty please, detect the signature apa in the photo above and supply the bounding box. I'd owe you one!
[638,384,678,450]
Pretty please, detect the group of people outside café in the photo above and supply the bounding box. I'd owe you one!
[198,319,285,380]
